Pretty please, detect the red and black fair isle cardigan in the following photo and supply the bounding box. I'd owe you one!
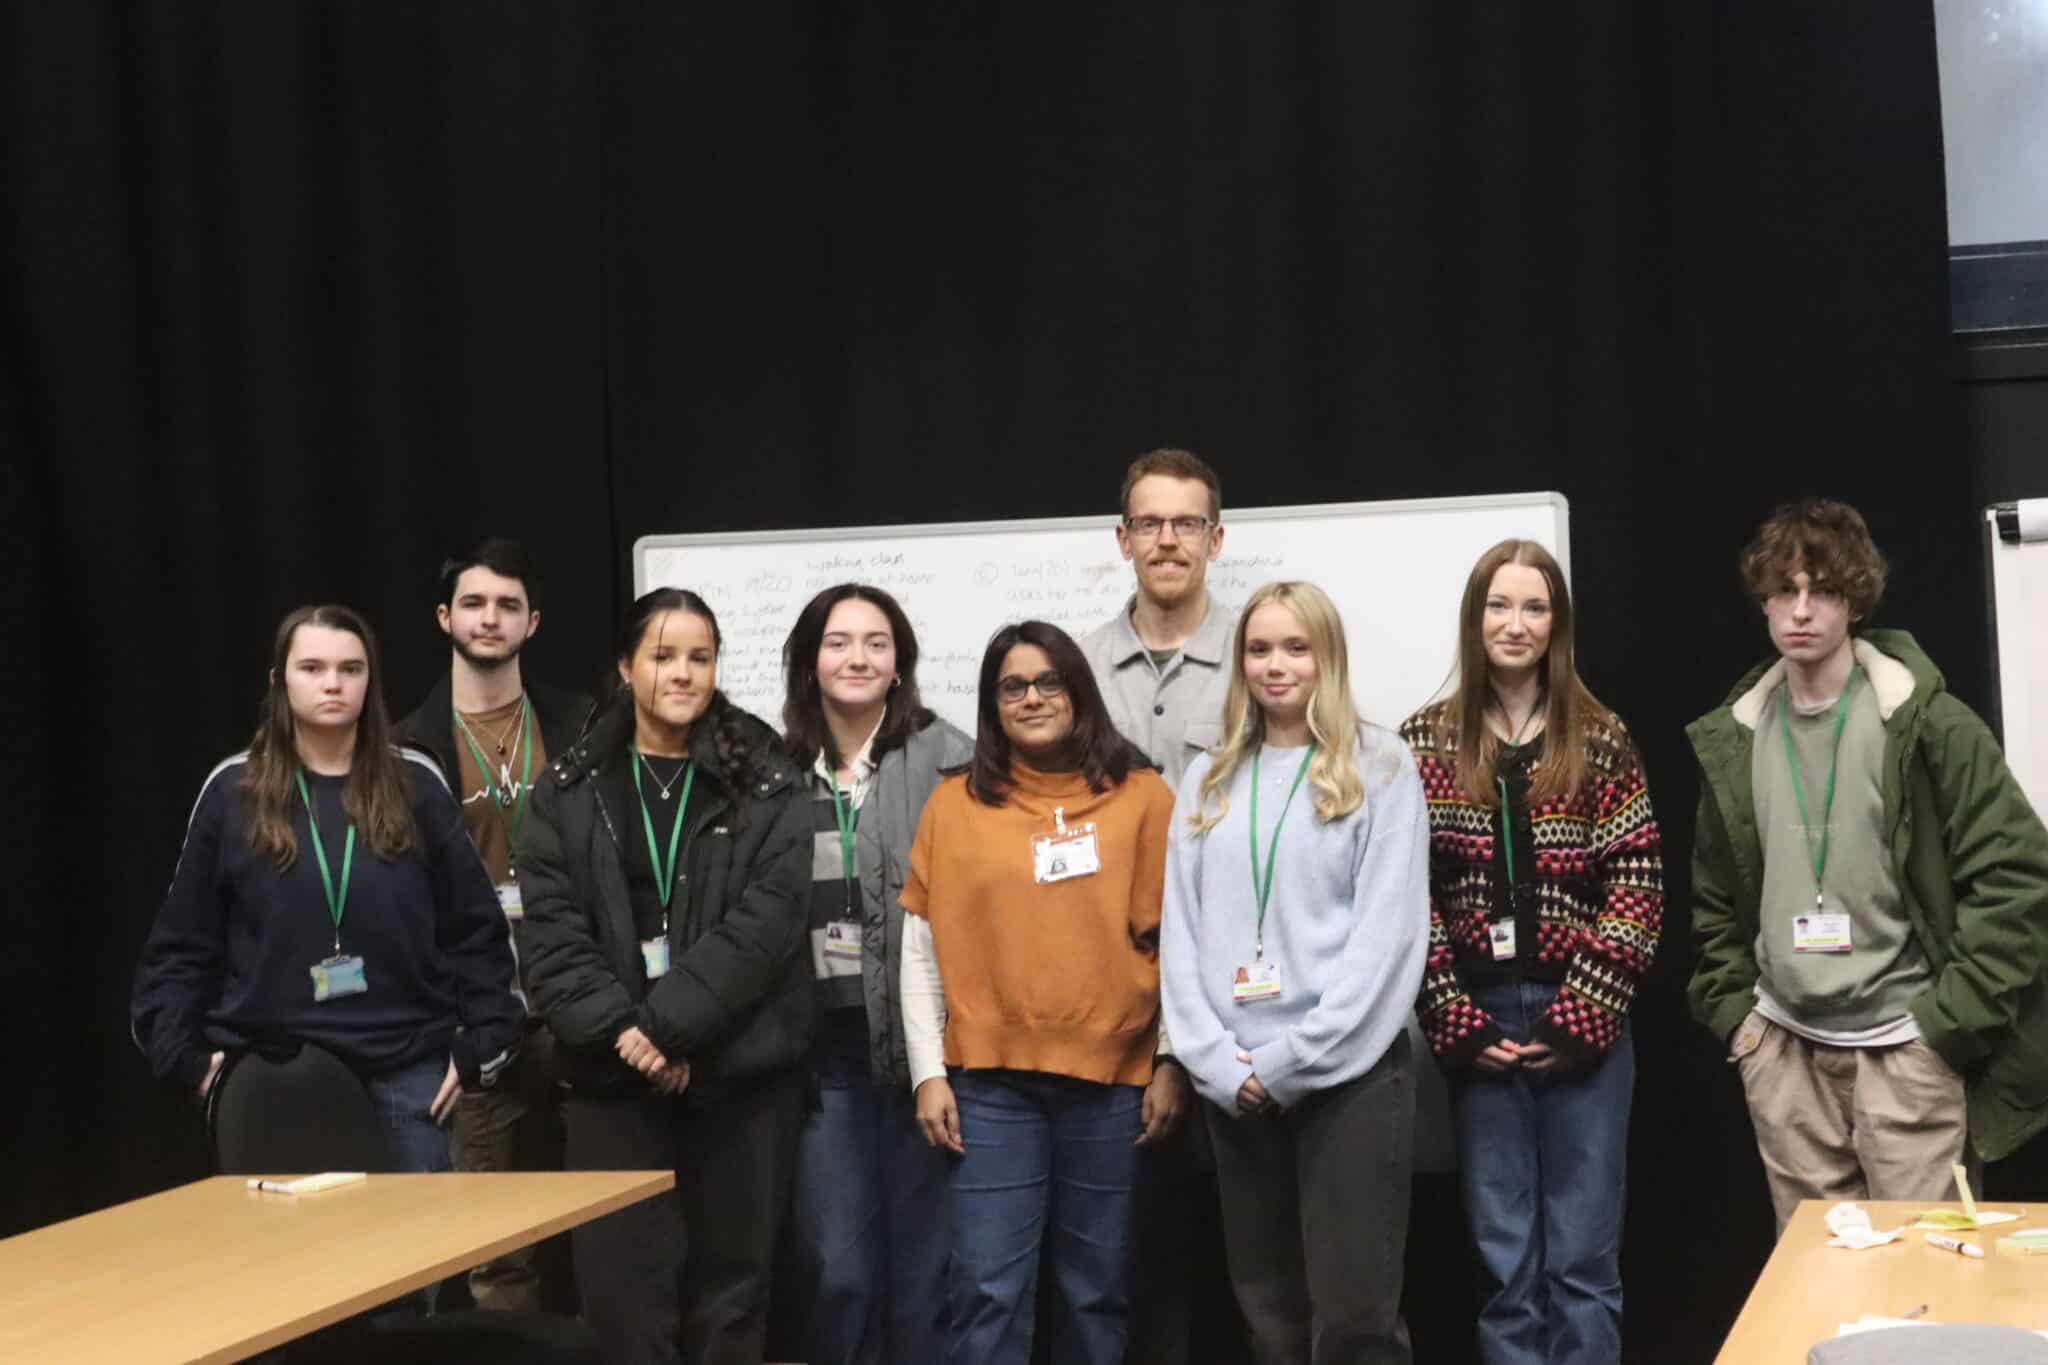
[1398,701,1663,1070]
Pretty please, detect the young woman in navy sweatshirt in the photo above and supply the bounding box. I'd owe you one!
[131,604,524,1174]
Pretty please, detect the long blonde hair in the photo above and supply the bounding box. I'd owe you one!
[1435,539,1609,807]
[1188,582,1364,834]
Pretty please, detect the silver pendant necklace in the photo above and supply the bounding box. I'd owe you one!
[638,751,687,801]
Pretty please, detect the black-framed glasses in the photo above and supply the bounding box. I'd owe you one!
[995,671,1068,703]
[1122,515,1212,541]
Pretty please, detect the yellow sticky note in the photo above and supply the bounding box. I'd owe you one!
[1913,1210,1979,1230]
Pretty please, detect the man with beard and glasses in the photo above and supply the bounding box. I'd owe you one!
[398,536,592,1312]
[1080,449,1230,1365]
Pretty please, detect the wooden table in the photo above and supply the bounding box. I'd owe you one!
[1715,1199,2048,1363]
[0,1170,673,1364]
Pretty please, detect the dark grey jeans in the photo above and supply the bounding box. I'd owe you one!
[1204,1031,1415,1365]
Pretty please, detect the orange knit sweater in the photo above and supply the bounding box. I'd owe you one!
[902,761,1174,1086]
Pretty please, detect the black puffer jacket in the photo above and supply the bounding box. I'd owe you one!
[517,696,814,1104]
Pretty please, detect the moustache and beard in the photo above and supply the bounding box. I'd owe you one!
[453,631,524,670]
[1142,550,1203,600]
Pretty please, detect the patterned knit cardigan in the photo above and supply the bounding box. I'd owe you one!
[1398,701,1663,1069]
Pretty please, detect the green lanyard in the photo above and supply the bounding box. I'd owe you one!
[1779,664,1861,911]
[828,777,859,915]
[294,769,356,952]
[1495,776,1519,890]
[1490,697,1541,896]
[453,697,535,852]
[1248,744,1315,959]
[630,746,695,915]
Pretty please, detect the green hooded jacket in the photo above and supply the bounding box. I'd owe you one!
[1686,628,2048,1162]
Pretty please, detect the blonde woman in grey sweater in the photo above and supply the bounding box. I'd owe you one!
[1160,581,1430,1365]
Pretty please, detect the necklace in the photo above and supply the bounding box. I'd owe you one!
[638,750,690,801]
[455,694,527,757]
[1490,689,1545,746]
[454,696,530,802]
[482,697,525,755]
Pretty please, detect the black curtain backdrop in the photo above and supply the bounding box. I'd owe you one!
[9,5,2025,1361]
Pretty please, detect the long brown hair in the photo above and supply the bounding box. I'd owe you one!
[781,583,937,772]
[245,605,418,869]
[1437,540,1609,807]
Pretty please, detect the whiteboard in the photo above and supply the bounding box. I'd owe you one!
[640,491,1569,1175]
[1986,499,2048,816]
[636,491,1570,738]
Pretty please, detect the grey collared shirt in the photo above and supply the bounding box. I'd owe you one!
[1079,593,1236,790]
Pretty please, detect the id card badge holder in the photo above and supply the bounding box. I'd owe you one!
[1489,919,1518,961]
[1032,808,1102,885]
[811,920,864,979]
[1232,959,1283,1005]
[310,954,368,1002]
[495,881,524,920]
[1792,911,1853,954]
[641,936,671,980]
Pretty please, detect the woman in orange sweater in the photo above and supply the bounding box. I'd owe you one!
[900,619,1184,1365]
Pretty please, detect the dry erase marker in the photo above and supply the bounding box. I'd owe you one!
[1924,1232,1985,1259]
[245,1173,365,1195]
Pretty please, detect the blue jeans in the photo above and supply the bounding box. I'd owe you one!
[946,1070,1143,1365]
[1453,980,1634,1365]
[359,1054,454,1315]
[364,1054,454,1174]
[795,1072,952,1365]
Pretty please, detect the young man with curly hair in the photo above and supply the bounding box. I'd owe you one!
[1686,499,2048,1232]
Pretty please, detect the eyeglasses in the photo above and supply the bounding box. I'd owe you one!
[995,671,1067,704]
[1122,515,1213,541]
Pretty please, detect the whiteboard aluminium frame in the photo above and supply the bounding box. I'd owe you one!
[634,490,1572,593]
[1985,505,2008,748]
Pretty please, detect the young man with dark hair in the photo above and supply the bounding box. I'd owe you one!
[1687,499,2048,1233]
[1080,450,1229,1365]
[398,536,592,1311]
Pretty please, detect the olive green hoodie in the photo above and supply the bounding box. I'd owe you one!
[1687,629,2048,1161]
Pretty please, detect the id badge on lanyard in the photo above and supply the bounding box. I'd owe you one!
[1489,919,1518,961]
[1781,670,1859,958]
[1236,746,1314,1006]
[1232,959,1282,1004]
[1792,912,1853,953]
[1032,807,1101,884]
[811,919,864,978]
[311,954,368,1001]
[297,769,365,1003]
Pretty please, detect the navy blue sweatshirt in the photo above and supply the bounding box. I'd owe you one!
[131,749,525,1093]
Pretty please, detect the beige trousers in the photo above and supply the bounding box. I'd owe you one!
[1730,1010,1972,1235]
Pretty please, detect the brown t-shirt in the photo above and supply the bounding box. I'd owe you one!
[451,695,549,888]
